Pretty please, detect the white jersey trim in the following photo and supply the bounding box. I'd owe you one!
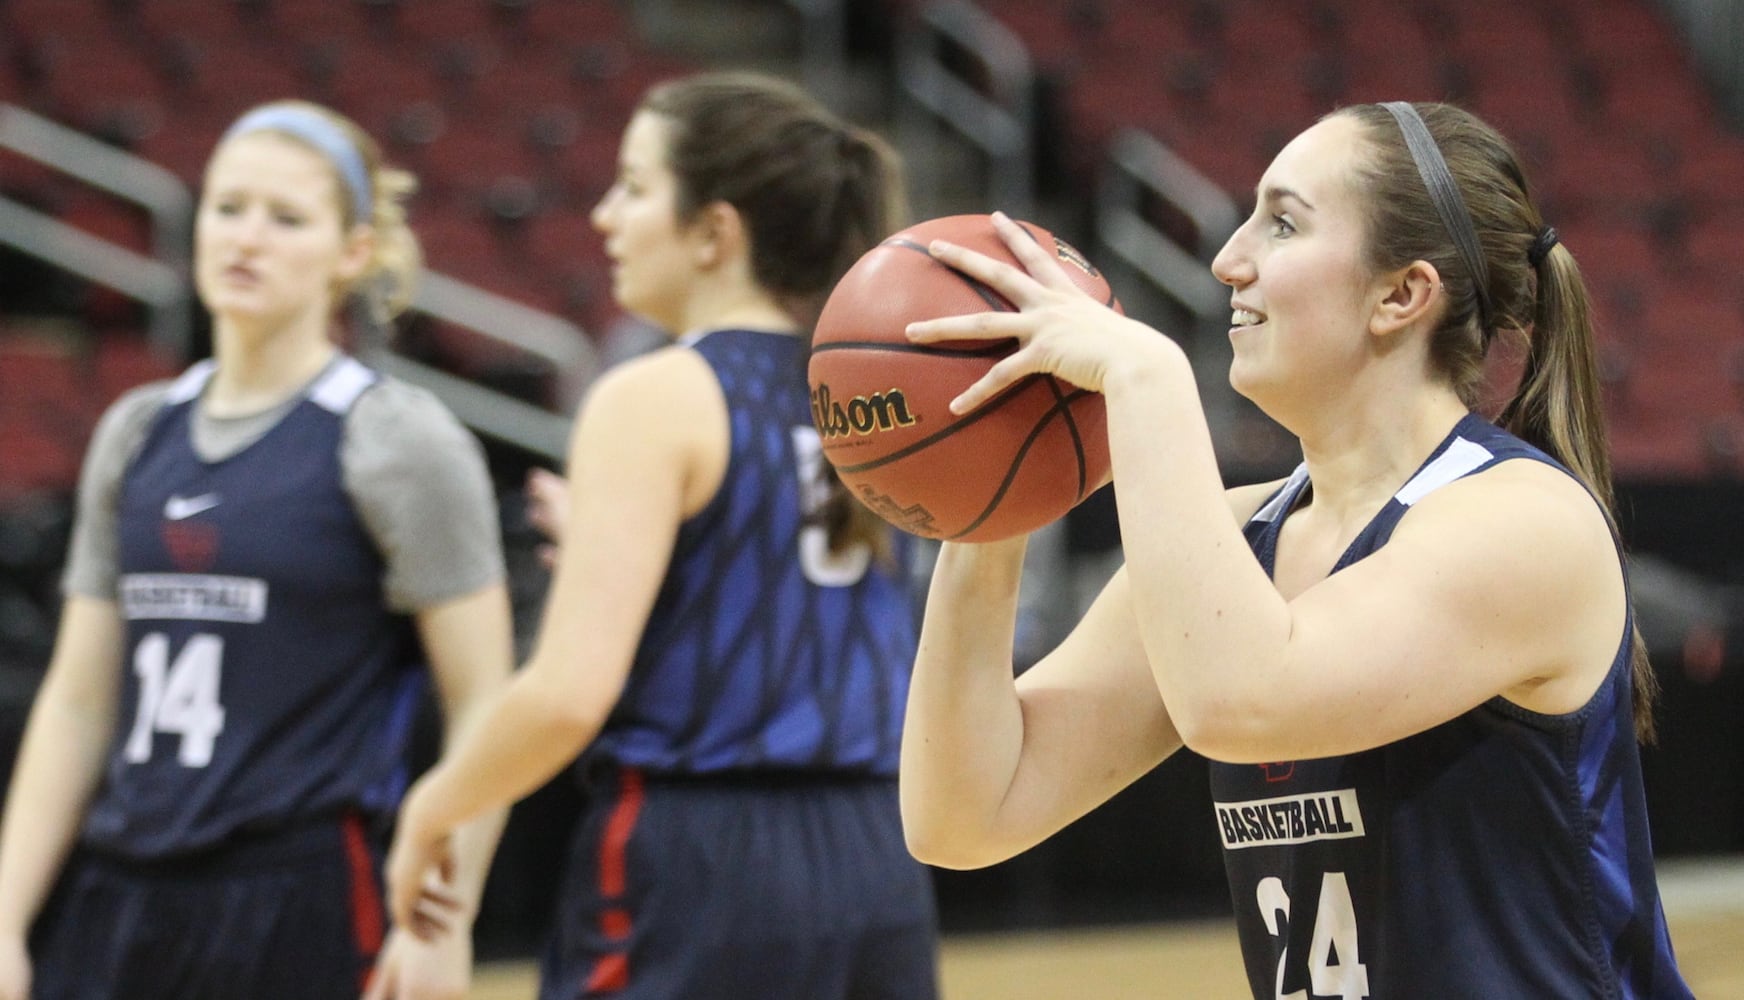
[1395,437,1494,507]
[308,357,377,414]
[164,360,217,404]
[1251,465,1311,524]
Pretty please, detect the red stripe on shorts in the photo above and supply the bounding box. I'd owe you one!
[341,811,386,961]
[584,768,646,993]
[585,953,631,993]
[598,768,646,897]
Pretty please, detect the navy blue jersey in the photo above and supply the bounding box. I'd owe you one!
[1211,413,1691,998]
[591,329,916,776]
[88,358,423,859]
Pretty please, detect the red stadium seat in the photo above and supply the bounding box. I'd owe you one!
[58,195,154,255]
[1598,69,1724,141]
[413,210,503,277]
[1541,133,1668,223]
[19,31,170,129]
[95,332,180,402]
[1675,231,1744,306]
[1556,220,1660,278]
[1565,0,1689,76]
[1641,297,1744,354]
[514,0,636,49]
[1673,134,1744,214]
[0,336,85,402]
[0,420,84,500]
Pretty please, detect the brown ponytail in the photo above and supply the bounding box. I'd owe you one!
[1499,241,1658,741]
[640,72,909,561]
[1337,102,1659,742]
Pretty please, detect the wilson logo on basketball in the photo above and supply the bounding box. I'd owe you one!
[811,383,919,440]
[1053,237,1100,278]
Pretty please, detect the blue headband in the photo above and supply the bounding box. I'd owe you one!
[221,105,373,222]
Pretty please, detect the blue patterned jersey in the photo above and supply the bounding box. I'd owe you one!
[1213,414,1691,998]
[88,358,423,859]
[591,329,916,776]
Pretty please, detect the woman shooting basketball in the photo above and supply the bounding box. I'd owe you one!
[900,102,1694,997]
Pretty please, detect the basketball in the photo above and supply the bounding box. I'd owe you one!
[809,214,1120,543]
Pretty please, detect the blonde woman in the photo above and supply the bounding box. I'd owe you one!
[0,101,511,1000]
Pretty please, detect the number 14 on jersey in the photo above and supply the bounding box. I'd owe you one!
[124,632,227,768]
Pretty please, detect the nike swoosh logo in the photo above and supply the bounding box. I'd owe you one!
[164,493,222,520]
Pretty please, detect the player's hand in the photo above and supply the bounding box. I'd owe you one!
[362,927,471,1000]
[907,211,1178,414]
[525,467,570,569]
[384,776,464,943]
[0,933,30,1000]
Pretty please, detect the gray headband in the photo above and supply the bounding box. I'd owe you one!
[1380,101,1492,333]
[221,105,373,222]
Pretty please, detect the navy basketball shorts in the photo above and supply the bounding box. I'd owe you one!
[31,813,387,1000]
[541,767,939,1000]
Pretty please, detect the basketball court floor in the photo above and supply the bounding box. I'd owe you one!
[470,854,1744,998]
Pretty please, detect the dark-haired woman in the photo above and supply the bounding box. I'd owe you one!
[385,72,939,1000]
[900,102,1694,998]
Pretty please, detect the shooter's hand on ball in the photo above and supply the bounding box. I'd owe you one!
[907,211,1179,415]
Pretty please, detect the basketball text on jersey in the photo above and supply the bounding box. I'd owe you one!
[1214,789,1365,849]
[120,573,269,624]
[811,383,919,441]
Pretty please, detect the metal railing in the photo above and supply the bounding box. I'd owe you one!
[781,0,850,106]
[1658,0,1744,127]
[1095,128,1238,324]
[1094,127,1243,432]
[0,196,186,329]
[0,103,596,463]
[0,105,194,354]
[896,0,1035,217]
[410,271,598,399]
[361,350,575,462]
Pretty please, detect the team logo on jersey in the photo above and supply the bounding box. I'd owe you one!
[1215,788,1365,850]
[164,492,222,520]
[1259,761,1295,783]
[161,521,220,573]
[811,383,919,441]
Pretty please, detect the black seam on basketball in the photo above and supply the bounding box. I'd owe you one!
[883,238,1014,312]
[811,340,1012,359]
[882,237,929,252]
[946,388,1069,541]
[1043,377,1091,499]
[885,229,1115,310]
[832,373,1046,476]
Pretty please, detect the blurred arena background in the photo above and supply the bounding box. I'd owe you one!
[2,0,1741,995]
